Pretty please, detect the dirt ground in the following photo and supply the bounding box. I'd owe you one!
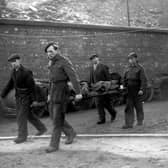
[1,101,168,167]
[0,137,168,168]
[1,100,168,137]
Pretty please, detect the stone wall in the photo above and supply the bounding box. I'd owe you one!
[0,19,168,90]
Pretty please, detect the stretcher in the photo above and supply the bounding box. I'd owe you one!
[79,80,125,100]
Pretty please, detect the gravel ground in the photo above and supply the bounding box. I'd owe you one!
[1,101,168,168]
[0,100,168,137]
[0,137,168,168]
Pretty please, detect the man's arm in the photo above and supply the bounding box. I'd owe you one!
[62,59,80,94]
[139,66,147,91]
[103,65,111,81]
[26,70,36,100]
[1,75,14,98]
[86,66,92,86]
[123,72,127,88]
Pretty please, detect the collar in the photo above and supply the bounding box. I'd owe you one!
[51,54,62,64]
[93,62,100,67]
[14,64,23,72]
[129,62,138,68]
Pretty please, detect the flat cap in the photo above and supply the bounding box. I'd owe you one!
[127,52,137,59]
[8,54,20,62]
[89,54,99,60]
[44,42,59,53]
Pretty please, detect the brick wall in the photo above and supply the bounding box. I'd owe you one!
[0,19,168,90]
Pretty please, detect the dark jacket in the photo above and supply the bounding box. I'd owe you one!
[48,54,80,103]
[124,63,147,91]
[89,63,110,84]
[1,65,36,99]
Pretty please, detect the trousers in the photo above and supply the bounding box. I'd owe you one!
[124,86,144,126]
[96,95,117,121]
[16,94,46,139]
[49,102,74,148]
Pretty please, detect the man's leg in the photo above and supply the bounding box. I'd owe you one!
[63,120,76,144]
[28,109,47,136]
[134,97,144,125]
[61,102,76,144]
[95,97,106,124]
[104,95,117,122]
[123,97,134,128]
[46,103,64,152]
[15,96,29,143]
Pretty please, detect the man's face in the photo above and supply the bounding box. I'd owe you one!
[10,59,20,69]
[128,57,136,64]
[46,45,58,60]
[91,57,99,65]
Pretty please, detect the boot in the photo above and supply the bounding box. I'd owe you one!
[65,131,76,144]
[122,125,133,129]
[35,127,47,136]
[14,137,27,144]
[45,146,58,153]
[97,119,105,125]
[136,121,143,126]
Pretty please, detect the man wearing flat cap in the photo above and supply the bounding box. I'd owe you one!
[88,54,117,125]
[122,52,147,129]
[0,54,47,143]
[44,42,82,153]
[8,54,20,62]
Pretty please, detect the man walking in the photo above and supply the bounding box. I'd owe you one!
[0,54,47,143]
[122,52,147,129]
[88,54,117,124]
[45,42,82,153]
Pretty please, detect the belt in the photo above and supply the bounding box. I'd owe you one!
[16,88,29,91]
[127,82,140,87]
[16,88,30,94]
[51,80,67,84]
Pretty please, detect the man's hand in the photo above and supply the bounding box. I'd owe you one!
[31,101,39,107]
[120,85,124,90]
[47,95,51,103]
[75,94,83,101]
[31,101,46,107]
[138,90,143,96]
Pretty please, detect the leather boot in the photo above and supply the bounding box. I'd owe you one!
[122,125,133,129]
[35,127,47,136]
[65,131,76,144]
[14,137,27,144]
[97,119,105,125]
[136,121,143,126]
[45,146,59,153]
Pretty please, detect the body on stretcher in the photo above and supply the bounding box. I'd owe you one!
[80,80,126,99]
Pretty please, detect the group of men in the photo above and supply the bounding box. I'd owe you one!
[88,52,147,129]
[0,42,147,153]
